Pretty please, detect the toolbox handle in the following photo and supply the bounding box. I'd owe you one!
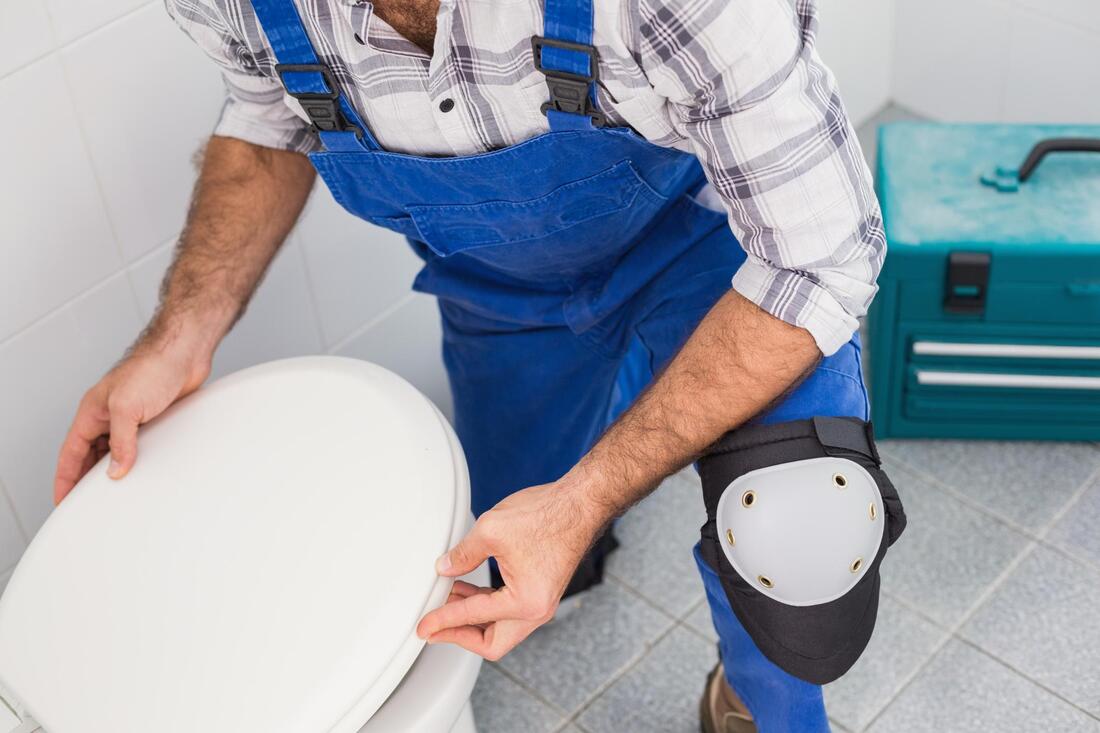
[1017,137,1100,183]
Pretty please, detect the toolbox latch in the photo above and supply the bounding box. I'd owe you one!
[944,251,991,314]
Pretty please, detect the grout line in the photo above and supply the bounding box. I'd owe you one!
[858,457,1100,726]
[880,446,1094,543]
[288,235,332,350]
[41,0,159,55]
[487,663,573,720]
[0,476,31,546]
[862,538,1040,732]
[325,293,416,354]
[562,619,683,729]
[952,637,1100,724]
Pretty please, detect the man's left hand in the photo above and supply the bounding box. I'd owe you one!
[416,471,610,660]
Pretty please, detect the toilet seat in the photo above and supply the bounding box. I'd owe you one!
[0,357,474,733]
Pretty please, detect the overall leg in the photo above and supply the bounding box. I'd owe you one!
[625,218,868,732]
[438,299,624,588]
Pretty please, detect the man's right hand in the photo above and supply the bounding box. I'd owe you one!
[53,337,211,505]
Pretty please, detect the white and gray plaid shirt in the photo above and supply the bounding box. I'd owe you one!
[166,0,883,355]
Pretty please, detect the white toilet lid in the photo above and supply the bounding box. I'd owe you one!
[0,357,469,733]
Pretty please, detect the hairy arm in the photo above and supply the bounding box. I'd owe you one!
[575,289,819,518]
[145,135,316,355]
[54,135,315,501]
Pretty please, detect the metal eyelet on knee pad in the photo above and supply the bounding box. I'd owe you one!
[849,557,863,573]
[726,529,736,546]
[869,502,877,521]
[741,490,756,508]
[833,473,848,489]
[757,575,774,589]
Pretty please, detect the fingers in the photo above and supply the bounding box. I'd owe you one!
[106,392,143,480]
[54,392,109,504]
[417,586,520,639]
[435,522,493,578]
[427,618,535,662]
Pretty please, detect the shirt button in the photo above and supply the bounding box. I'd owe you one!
[439,98,455,113]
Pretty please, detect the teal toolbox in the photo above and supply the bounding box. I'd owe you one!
[869,123,1100,440]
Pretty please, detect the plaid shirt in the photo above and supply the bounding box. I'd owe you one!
[166,0,883,355]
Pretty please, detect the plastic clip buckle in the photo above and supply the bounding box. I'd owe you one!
[275,63,359,135]
[530,36,605,127]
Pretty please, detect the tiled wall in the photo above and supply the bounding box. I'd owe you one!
[893,0,1100,123]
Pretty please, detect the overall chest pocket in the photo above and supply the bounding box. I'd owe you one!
[406,161,669,276]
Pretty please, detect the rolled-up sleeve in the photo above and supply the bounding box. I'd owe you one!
[165,0,318,154]
[638,0,885,355]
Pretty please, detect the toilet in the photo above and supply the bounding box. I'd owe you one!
[0,356,485,733]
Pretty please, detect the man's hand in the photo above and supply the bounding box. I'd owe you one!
[419,291,822,660]
[53,331,213,504]
[52,135,316,505]
[416,469,610,660]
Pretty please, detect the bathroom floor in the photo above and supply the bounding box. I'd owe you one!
[468,107,1100,733]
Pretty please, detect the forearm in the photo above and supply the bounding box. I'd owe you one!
[136,135,316,362]
[573,290,821,518]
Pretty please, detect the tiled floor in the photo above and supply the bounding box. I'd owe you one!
[468,105,1100,732]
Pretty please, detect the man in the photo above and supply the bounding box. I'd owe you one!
[54,0,893,730]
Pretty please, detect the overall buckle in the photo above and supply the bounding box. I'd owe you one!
[274,63,359,135]
[531,37,605,127]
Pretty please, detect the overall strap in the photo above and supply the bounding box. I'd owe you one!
[532,0,604,131]
[248,0,379,151]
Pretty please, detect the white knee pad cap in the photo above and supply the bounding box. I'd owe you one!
[715,456,885,607]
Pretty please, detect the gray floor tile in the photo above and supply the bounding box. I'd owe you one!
[877,465,1030,626]
[471,665,566,733]
[606,471,707,617]
[497,579,674,714]
[880,440,1100,530]
[960,545,1100,716]
[825,596,947,731]
[855,103,927,176]
[866,640,1100,733]
[1048,477,1100,569]
[682,598,719,643]
[578,625,716,733]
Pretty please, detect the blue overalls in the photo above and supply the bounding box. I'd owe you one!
[249,0,868,729]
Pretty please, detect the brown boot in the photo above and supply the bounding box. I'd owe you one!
[700,663,756,733]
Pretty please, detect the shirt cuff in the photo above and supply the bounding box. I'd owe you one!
[213,99,320,155]
[731,258,861,357]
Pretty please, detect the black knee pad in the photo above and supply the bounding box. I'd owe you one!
[698,417,906,684]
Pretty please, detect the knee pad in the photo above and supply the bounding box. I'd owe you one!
[698,417,906,685]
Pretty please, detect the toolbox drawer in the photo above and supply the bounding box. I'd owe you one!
[889,329,1100,439]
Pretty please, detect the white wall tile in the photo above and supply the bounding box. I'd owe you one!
[893,0,1009,121]
[61,3,224,263]
[817,0,895,127]
[211,240,325,377]
[1003,8,1100,123]
[296,185,424,348]
[0,56,120,342]
[0,481,27,575]
[334,293,452,419]
[1014,0,1100,35]
[0,0,54,77]
[0,274,140,535]
[45,0,149,46]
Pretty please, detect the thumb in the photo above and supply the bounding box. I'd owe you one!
[436,524,491,577]
[107,395,142,480]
